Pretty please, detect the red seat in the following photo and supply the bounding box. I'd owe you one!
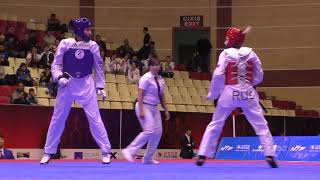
[257,91,266,99]
[36,30,46,46]
[189,72,202,80]
[0,96,11,104]
[0,20,7,34]
[15,21,27,41]
[295,109,305,117]
[176,64,187,71]
[0,85,13,96]
[6,21,17,29]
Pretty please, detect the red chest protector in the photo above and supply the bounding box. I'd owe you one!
[225,60,254,85]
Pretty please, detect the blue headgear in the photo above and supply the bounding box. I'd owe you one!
[69,18,92,41]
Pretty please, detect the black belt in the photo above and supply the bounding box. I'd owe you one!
[142,102,158,106]
[134,99,158,106]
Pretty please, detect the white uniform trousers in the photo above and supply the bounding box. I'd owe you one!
[198,104,275,158]
[44,76,111,154]
[126,103,162,162]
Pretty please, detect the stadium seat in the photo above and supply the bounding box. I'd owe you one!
[8,57,15,67]
[49,98,56,106]
[196,87,207,96]
[193,80,202,88]
[191,95,202,105]
[178,87,188,95]
[206,106,215,113]
[186,105,197,112]
[37,98,49,106]
[74,101,81,108]
[172,95,183,104]
[196,106,207,113]
[165,78,175,87]
[99,101,110,109]
[24,87,36,94]
[0,85,13,96]
[36,87,50,98]
[106,83,117,92]
[122,102,133,109]
[110,102,122,109]
[176,105,187,112]
[261,100,273,109]
[167,104,176,111]
[109,91,121,101]
[287,110,296,117]
[3,66,14,75]
[181,95,192,105]
[180,71,189,79]
[0,96,10,104]
[105,74,116,83]
[187,87,198,96]
[171,71,180,79]
[116,75,127,84]
[128,84,138,94]
[183,79,193,87]
[164,93,173,104]
[201,80,210,88]
[14,58,26,67]
[168,86,179,95]
[174,78,184,87]
[118,83,128,91]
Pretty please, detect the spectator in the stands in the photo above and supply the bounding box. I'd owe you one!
[110,56,124,75]
[164,56,174,72]
[51,39,60,54]
[11,83,28,104]
[5,27,19,57]
[28,31,38,48]
[0,66,7,85]
[16,63,30,84]
[117,39,134,58]
[27,88,38,105]
[39,67,52,87]
[122,53,131,75]
[47,13,61,32]
[18,34,33,58]
[95,34,107,52]
[127,62,140,84]
[131,55,144,75]
[24,75,35,87]
[137,27,151,60]
[149,41,156,55]
[187,50,201,72]
[0,134,14,159]
[26,47,41,68]
[0,44,9,66]
[0,35,5,44]
[58,32,66,41]
[40,45,54,68]
[196,38,212,72]
[44,31,56,48]
[161,55,175,78]
[100,48,106,61]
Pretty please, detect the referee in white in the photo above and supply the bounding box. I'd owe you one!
[122,56,170,164]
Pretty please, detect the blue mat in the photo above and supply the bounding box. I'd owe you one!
[0,161,319,180]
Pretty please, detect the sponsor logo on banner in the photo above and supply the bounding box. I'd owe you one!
[157,151,179,158]
[252,145,263,152]
[309,145,320,152]
[290,145,307,152]
[16,152,30,158]
[236,145,250,152]
[220,145,234,151]
[74,152,83,159]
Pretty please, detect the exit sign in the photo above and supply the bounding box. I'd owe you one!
[180,15,203,27]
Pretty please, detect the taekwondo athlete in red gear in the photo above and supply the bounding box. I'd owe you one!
[196,27,278,168]
[40,18,112,164]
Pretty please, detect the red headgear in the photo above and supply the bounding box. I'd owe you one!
[225,27,251,48]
